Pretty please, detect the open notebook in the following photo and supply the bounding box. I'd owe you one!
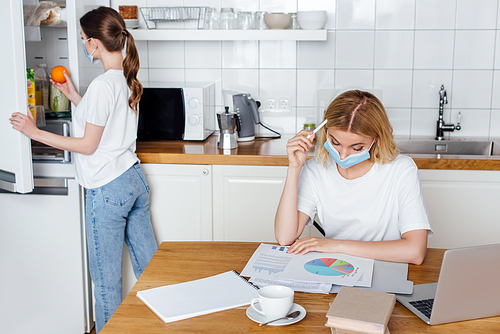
[136,270,260,323]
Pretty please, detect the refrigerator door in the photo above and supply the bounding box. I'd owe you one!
[0,179,90,333]
[0,0,34,193]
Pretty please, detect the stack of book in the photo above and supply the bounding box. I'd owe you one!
[325,287,396,334]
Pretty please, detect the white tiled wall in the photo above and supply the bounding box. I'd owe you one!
[101,0,500,138]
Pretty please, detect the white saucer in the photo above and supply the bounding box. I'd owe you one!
[246,303,306,326]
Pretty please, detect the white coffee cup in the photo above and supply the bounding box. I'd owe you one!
[250,285,294,320]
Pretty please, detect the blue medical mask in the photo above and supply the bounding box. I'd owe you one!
[324,138,375,169]
[82,38,100,64]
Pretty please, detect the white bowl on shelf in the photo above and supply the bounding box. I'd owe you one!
[264,13,292,30]
[297,11,327,30]
[124,19,139,29]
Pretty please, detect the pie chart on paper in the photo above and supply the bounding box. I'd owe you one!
[304,258,354,276]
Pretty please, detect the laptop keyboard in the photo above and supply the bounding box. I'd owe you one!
[409,299,434,319]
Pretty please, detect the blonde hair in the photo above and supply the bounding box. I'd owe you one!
[316,90,398,167]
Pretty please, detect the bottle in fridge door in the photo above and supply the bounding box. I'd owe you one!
[26,68,36,123]
[34,63,49,111]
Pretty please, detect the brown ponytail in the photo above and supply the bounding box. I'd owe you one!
[80,7,143,113]
[123,31,142,112]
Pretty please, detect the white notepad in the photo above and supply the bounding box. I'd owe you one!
[136,270,260,323]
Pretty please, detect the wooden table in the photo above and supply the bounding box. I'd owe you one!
[101,242,500,333]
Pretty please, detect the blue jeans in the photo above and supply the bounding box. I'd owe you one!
[85,163,158,333]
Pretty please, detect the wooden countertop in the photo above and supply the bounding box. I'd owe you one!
[136,135,500,170]
[100,242,500,333]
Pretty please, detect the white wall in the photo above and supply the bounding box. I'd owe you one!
[92,0,500,138]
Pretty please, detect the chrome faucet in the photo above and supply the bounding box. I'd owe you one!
[436,85,461,140]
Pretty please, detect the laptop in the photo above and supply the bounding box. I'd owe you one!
[396,244,500,325]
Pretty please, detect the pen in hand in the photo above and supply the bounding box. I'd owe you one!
[306,119,327,139]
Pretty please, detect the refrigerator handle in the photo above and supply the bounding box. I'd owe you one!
[32,178,69,196]
[62,121,71,163]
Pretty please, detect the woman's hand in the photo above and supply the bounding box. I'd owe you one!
[286,130,315,168]
[10,107,39,139]
[287,237,337,255]
[49,70,79,104]
[287,230,428,264]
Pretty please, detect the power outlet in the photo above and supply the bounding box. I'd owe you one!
[279,99,289,111]
[260,97,292,112]
[266,99,275,111]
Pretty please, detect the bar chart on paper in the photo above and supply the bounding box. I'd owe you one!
[241,243,334,293]
[304,258,355,276]
[252,245,292,275]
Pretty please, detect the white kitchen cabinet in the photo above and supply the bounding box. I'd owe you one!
[122,163,213,298]
[212,165,319,242]
[212,165,287,242]
[419,169,500,249]
[141,163,213,242]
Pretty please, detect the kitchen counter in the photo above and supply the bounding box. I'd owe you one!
[136,135,500,170]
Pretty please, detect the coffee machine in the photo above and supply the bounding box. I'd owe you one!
[217,106,240,149]
[223,90,261,141]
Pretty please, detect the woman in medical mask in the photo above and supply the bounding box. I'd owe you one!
[10,7,158,332]
[275,90,432,265]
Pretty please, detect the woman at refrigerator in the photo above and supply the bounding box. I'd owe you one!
[10,7,158,333]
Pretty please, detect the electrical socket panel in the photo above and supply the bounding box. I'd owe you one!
[279,99,289,111]
[260,97,292,112]
[266,99,275,110]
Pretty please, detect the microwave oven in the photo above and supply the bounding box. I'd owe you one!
[137,82,215,141]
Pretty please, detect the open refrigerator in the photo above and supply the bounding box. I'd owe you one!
[0,0,107,332]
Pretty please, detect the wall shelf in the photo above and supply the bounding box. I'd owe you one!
[129,29,327,41]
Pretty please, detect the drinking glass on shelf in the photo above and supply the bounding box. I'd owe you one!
[291,13,300,29]
[203,8,219,29]
[254,11,267,29]
[219,7,235,29]
[237,11,253,30]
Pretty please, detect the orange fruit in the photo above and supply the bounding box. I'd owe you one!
[51,65,68,83]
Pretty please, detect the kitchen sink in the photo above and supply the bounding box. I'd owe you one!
[395,139,500,156]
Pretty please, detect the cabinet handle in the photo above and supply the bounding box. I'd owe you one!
[202,169,209,176]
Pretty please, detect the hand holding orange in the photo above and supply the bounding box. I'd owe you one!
[51,65,68,83]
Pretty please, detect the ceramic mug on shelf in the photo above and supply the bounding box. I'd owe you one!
[250,285,294,320]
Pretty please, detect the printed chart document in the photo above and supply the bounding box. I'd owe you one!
[330,260,413,294]
[241,244,293,280]
[241,243,374,289]
[241,244,333,293]
[136,270,259,323]
[281,251,374,286]
[249,277,333,294]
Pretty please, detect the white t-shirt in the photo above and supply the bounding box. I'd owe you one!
[73,70,138,189]
[297,154,432,241]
